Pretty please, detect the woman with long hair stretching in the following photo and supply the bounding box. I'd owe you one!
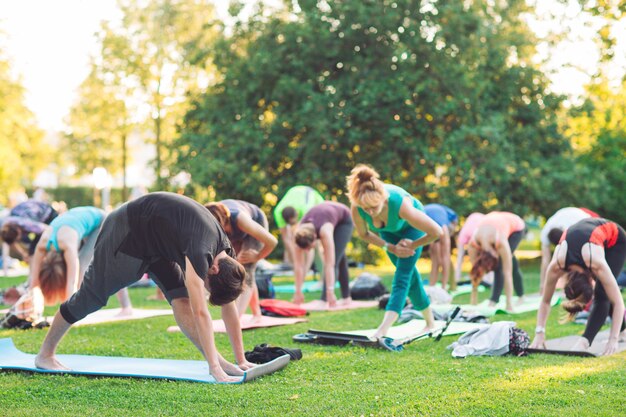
[531,218,626,355]
[206,200,277,323]
[347,164,442,339]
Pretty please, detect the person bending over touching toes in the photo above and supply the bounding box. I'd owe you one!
[206,200,277,324]
[8,198,59,225]
[28,206,132,316]
[531,218,626,356]
[539,207,595,295]
[293,202,354,306]
[273,185,325,267]
[454,213,485,286]
[468,211,526,310]
[347,164,443,339]
[424,204,458,291]
[35,192,256,382]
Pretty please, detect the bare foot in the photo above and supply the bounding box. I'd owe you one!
[35,353,70,371]
[516,296,526,306]
[116,307,133,317]
[571,337,590,351]
[338,297,352,306]
[246,315,263,326]
[488,301,497,307]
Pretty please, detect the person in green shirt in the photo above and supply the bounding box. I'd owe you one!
[347,165,442,339]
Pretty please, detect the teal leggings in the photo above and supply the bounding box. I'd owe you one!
[380,227,430,314]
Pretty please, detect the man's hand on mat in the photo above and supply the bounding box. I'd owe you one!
[530,335,546,350]
[293,292,305,304]
[603,337,619,356]
[34,354,70,371]
[238,249,259,264]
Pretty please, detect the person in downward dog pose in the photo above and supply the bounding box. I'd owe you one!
[206,200,277,323]
[453,212,486,285]
[347,164,442,339]
[28,206,132,314]
[35,192,255,382]
[293,201,354,307]
[531,217,626,355]
[539,207,597,294]
[468,211,526,310]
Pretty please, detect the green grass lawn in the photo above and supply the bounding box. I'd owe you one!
[1,262,625,417]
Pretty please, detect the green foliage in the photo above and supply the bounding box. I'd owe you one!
[28,186,127,208]
[176,0,579,219]
[0,51,50,204]
[567,78,626,225]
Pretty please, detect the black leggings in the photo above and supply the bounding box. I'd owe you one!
[320,220,354,301]
[490,230,525,303]
[582,226,626,343]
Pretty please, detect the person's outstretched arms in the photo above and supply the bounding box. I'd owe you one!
[235,214,277,264]
[184,257,239,383]
[530,249,562,349]
[398,198,443,250]
[221,301,256,370]
[293,245,307,304]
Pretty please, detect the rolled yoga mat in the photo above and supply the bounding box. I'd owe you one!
[527,330,626,357]
[0,338,290,384]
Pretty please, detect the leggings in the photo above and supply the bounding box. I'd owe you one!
[380,227,430,314]
[582,226,626,343]
[321,220,354,300]
[490,229,525,303]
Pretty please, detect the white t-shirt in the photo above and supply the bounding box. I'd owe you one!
[540,207,591,246]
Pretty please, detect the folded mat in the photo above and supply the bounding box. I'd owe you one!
[527,330,626,357]
[274,280,336,294]
[49,308,173,327]
[167,314,307,333]
[295,319,489,346]
[0,338,289,384]
[431,294,561,317]
[301,299,378,312]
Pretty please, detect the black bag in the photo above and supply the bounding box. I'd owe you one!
[255,271,275,299]
[244,343,303,364]
[508,327,530,356]
[350,273,388,300]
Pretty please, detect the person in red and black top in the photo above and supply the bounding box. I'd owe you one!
[531,218,626,355]
[293,202,354,307]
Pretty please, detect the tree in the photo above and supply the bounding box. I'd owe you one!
[566,78,626,225]
[0,53,49,205]
[63,62,132,198]
[176,0,578,217]
[94,0,220,189]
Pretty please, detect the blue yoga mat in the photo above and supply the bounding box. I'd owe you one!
[0,338,289,384]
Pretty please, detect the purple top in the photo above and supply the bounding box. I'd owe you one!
[300,202,351,237]
[1,216,47,243]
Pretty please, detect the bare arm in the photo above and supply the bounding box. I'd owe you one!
[279,227,296,265]
[184,257,237,383]
[530,249,562,348]
[319,224,337,305]
[398,198,443,250]
[292,245,307,304]
[28,234,49,288]
[236,213,277,263]
[455,242,465,283]
[59,239,80,297]
[540,244,552,295]
[441,225,451,286]
[220,300,254,369]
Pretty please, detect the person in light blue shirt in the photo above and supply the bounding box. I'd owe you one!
[424,204,458,291]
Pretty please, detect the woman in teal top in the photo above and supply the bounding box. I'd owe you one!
[27,207,132,313]
[347,165,443,339]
